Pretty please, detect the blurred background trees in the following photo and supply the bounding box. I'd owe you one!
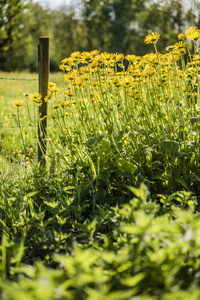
[0,0,199,71]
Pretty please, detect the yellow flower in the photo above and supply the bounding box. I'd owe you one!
[125,54,139,63]
[143,53,159,65]
[144,66,156,76]
[48,82,61,93]
[114,53,124,61]
[65,91,74,97]
[60,57,77,67]
[52,104,60,109]
[111,77,122,87]
[57,99,64,106]
[174,42,187,55]
[75,77,84,86]
[178,33,184,40]
[59,64,71,72]
[192,54,200,63]
[185,26,200,41]
[12,99,25,107]
[175,41,186,48]
[40,115,48,120]
[144,32,160,44]
[65,112,71,116]
[80,52,92,63]
[70,51,81,59]
[64,71,77,81]
[29,93,42,105]
[63,100,76,106]
[90,50,100,58]
[44,94,52,102]
[121,77,133,87]
[90,59,100,69]
[48,82,56,88]
[101,52,112,61]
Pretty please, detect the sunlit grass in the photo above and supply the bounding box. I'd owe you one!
[0,72,63,167]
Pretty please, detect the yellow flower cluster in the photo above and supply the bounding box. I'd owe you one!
[29,93,42,107]
[185,26,200,41]
[48,82,61,94]
[60,51,124,71]
[28,26,200,124]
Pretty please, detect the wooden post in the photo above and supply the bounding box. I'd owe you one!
[38,37,50,168]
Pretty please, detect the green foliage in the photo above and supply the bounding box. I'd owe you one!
[0,0,26,70]
[0,183,200,299]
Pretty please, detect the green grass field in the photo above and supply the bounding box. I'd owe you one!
[1,29,200,299]
[0,72,63,171]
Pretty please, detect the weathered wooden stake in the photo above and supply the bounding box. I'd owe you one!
[38,37,50,167]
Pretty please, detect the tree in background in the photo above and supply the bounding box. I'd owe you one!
[81,0,188,55]
[186,0,200,29]
[50,8,87,70]
[0,0,26,70]
[108,0,146,53]
[23,1,52,72]
[138,0,187,54]
[0,0,200,71]
[81,0,147,54]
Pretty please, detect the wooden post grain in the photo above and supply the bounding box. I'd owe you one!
[38,37,49,167]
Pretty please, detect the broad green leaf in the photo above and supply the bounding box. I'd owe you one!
[189,117,200,125]
[101,138,111,153]
[189,174,200,182]
[128,183,149,201]
[116,158,137,173]
[121,273,145,287]
[119,224,142,234]
[97,133,106,143]
[175,178,189,191]
[164,140,179,154]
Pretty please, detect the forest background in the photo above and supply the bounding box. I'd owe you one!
[1,0,200,72]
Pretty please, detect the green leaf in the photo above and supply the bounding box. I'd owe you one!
[175,178,189,190]
[121,273,145,287]
[189,174,200,183]
[116,158,137,173]
[152,161,162,169]
[118,63,125,69]
[175,152,187,159]
[101,138,111,153]
[97,133,106,143]
[127,183,149,201]
[119,224,141,234]
[164,140,179,154]
[0,219,9,232]
[189,117,200,125]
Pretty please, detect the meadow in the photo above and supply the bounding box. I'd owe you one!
[1,28,200,299]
